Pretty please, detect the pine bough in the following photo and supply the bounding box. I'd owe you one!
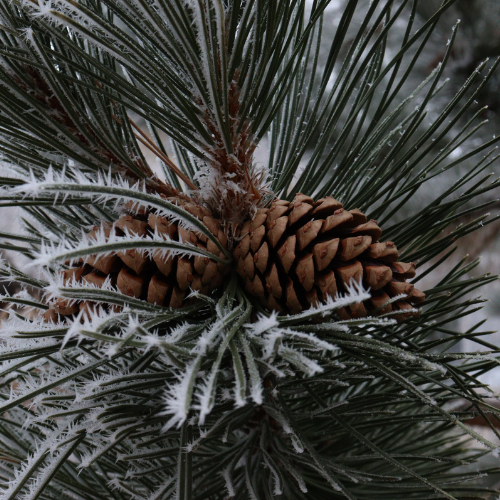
[0,0,498,499]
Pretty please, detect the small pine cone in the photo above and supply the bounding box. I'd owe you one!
[46,201,230,318]
[234,194,425,319]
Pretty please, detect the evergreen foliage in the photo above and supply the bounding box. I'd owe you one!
[0,0,498,498]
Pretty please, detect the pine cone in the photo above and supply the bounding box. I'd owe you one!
[46,200,231,319]
[233,194,425,318]
[45,193,424,322]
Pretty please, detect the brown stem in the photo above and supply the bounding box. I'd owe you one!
[111,114,198,191]
[128,118,198,191]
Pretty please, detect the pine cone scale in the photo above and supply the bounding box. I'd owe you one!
[48,195,424,322]
[234,194,425,319]
[48,201,231,318]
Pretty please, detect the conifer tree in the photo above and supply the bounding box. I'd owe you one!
[0,0,499,499]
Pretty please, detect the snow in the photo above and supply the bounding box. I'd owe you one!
[162,359,200,430]
[221,467,235,497]
[15,168,208,235]
[245,311,279,336]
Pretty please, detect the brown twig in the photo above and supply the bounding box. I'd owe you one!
[94,79,196,191]
[127,118,198,191]
[111,114,198,191]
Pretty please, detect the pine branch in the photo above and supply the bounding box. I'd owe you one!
[0,1,498,499]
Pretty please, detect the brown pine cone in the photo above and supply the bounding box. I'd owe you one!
[233,194,425,319]
[44,193,424,323]
[46,200,231,319]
